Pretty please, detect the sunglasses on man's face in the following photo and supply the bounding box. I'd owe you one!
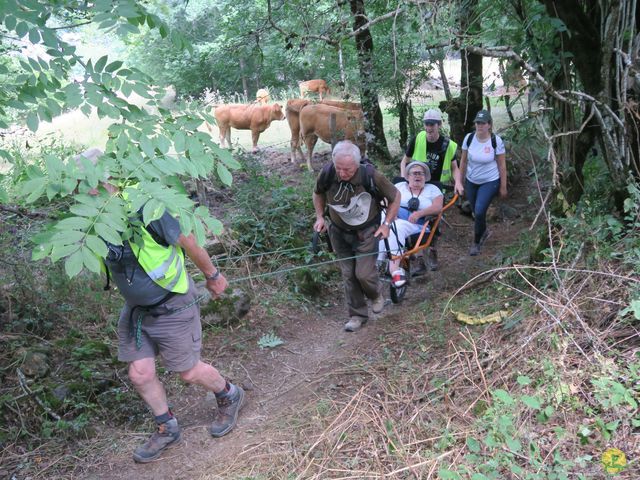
[424,121,438,126]
[409,171,425,177]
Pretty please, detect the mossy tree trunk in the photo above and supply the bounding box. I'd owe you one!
[350,0,391,164]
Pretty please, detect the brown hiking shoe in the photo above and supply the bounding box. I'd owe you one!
[210,386,245,437]
[132,418,181,463]
[371,294,385,314]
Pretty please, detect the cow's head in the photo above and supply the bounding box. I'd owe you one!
[271,103,285,121]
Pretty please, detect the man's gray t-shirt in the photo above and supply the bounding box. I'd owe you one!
[105,211,183,307]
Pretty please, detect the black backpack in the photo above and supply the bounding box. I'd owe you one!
[317,159,385,204]
[465,132,497,150]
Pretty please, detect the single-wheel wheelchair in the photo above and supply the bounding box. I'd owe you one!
[382,184,458,303]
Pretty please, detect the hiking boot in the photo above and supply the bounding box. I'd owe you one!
[469,243,481,256]
[479,229,492,246]
[391,269,407,288]
[210,386,245,437]
[132,418,181,463]
[412,262,427,277]
[426,248,438,271]
[371,294,385,314]
[344,316,367,332]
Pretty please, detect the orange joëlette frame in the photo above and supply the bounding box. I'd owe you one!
[389,193,459,262]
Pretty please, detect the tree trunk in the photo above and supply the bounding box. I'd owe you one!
[437,56,452,102]
[440,0,483,144]
[539,0,639,211]
[440,48,483,144]
[239,58,249,99]
[338,43,347,94]
[349,0,391,163]
[398,98,408,150]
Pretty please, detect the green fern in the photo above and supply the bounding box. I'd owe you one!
[257,333,284,349]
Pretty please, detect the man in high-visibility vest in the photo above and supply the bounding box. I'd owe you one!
[78,147,245,464]
[400,109,463,272]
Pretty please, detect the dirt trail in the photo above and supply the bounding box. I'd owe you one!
[82,150,532,480]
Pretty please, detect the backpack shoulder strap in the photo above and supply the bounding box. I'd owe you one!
[317,163,336,193]
[440,137,450,155]
[362,163,385,203]
[465,132,475,148]
[491,133,497,150]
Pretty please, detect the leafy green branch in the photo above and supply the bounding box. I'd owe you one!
[1,0,241,277]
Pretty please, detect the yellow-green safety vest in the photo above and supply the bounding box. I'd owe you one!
[412,131,458,183]
[129,226,189,294]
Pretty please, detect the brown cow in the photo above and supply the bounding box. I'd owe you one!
[321,99,361,111]
[213,103,285,151]
[299,79,330,100]
[286,99,364,164]
[299,103,365,170]
[286,99,312,164]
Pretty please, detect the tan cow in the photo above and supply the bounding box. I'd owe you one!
[286,99,364,164]
[299,103,365,170]
[213,103,285,151]
[255,88,270,104]
[299,79,330,100]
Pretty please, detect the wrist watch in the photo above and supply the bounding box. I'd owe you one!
[206,270,221,281]
[382,220,391,227]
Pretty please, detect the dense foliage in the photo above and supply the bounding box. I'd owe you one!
[0,0,240,278]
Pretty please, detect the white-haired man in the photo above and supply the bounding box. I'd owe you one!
[313,141,400,332]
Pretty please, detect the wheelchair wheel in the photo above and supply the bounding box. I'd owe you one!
[389,257,411,304]
[390,281,407,304]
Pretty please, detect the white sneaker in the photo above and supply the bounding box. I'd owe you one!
[391,269,407,288]
[371,295,385,314]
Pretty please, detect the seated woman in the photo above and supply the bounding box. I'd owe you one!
[379,161,443,287]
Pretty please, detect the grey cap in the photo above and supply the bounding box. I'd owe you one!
[423,109,442,123]
[405,161,431,182]
[473,110,492,123]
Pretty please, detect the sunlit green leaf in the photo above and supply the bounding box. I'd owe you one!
[65,249,83,277]
[28,27,41,44]
[81,246,101,273]
[85,234,108,258]
[22,177,47,203]
[216,163,232,186]
[94,55,108,72]
[31,243,53,261]
[70,203,100,217]
[521,395,541,409]
[142,198,165,224]
[94,222,122,245]
[56,216,92,231]
[203,216,223,235]
[51,243,80,262]
[140,135,155,157]
[492,389,515,405]
[193,216,206,244]
[4,15,17,31]
[26,111,39,132]
[105,60,123,72]
[466,437,481,453]
[173,131,186,152]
